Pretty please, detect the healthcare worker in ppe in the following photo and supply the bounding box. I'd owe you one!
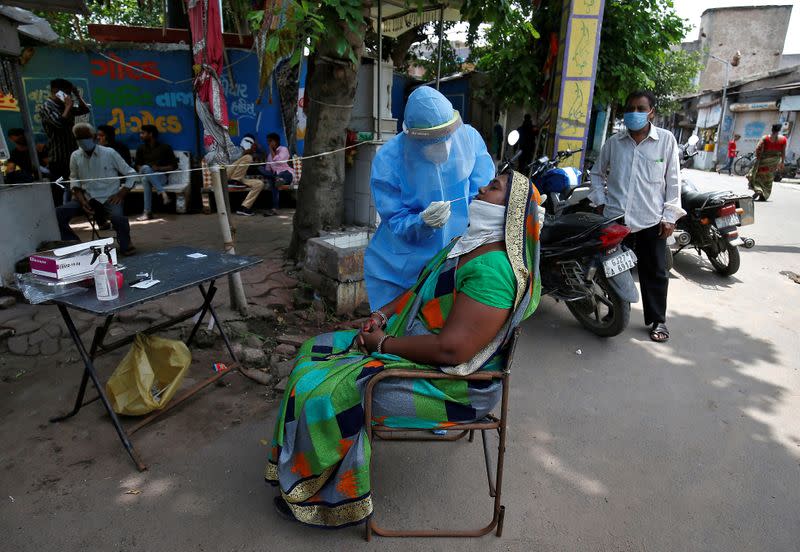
[365,86,495,310]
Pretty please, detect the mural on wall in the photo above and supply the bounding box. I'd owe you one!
[89,50,194,150]
[744,121,767,139]
[22,77,93,135]
[220,49,285,149]
[0,93,19,112]
[2,46,286,156]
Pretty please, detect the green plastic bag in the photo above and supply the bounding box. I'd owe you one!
[106,334,191,416]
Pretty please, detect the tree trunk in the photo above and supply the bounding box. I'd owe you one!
[390,25,425,68]
[288,24,366,260]
[276,60,299,154]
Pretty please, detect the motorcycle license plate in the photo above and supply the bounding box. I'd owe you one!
[715,213,739,228]
[603,250,636,277]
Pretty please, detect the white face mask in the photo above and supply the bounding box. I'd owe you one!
[422,139,452,165]
[447,200,507,259]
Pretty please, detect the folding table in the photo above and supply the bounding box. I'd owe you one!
[48,246,261,471]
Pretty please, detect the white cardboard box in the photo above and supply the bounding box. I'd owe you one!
[29,238,117,280]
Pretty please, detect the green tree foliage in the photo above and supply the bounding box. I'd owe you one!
[651,48,702,115]
[37,1,162,42]
[468,2,543,109]
[595,0,692,107]
[468,0,697,112]
[409,22,463,79]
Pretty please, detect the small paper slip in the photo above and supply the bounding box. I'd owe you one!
[187,253,207,259]
[131,279,160,289]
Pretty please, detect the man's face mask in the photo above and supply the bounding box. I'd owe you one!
[623,109,651,132]
[422,139,452,165]
[78,138,96,153]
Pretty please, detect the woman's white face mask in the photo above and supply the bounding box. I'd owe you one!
[447,199,507,258]
[422,139,452,165]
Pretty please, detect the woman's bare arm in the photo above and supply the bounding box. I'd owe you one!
[360,292,510,366]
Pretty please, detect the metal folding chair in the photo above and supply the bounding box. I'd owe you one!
[86,215,103,240]
[363,327,521,540]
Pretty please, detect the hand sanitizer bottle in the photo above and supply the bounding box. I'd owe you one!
[94,252,119,301]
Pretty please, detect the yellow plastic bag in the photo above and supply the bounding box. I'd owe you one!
[106,334,191,416]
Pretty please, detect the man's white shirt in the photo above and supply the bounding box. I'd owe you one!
[589,124,685,233]
[69,144,138,203]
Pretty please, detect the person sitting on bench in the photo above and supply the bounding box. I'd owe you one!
[56,123,138,256]
[228,134,264,216]
[265,169,542,528]
[135,124,177,220]
[257,132,294,216]
[93,125,133,230]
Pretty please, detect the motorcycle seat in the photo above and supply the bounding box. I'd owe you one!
[681,189,731,210]
[541,212,608,244]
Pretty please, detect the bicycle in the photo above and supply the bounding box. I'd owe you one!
[733,152,755,176]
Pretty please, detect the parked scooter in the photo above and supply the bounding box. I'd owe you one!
[503,134,638,337]
[679,135,700,169]
[668,178,756,276]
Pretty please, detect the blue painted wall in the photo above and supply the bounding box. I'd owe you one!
[0,46,285,155]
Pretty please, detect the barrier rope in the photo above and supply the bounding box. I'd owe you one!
[0,140,381,189]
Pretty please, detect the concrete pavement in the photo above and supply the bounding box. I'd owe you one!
[1,171,799,551]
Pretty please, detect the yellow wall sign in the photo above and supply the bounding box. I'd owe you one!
[573,0,603,16]
[0,93,20,112]
[551,0,605,169]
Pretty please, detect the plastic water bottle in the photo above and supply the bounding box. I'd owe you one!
[94,252,119,301]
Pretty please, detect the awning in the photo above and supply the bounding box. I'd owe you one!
[370,1,463,38]
[0,6,59,43]
[1,0,87,14]
[780,95,800,111]
[729,101,778,112]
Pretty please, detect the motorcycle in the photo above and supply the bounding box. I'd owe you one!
[503,134,638,337]
[668,178,756,276]
[679,135,700,169]
[773,156,799,182]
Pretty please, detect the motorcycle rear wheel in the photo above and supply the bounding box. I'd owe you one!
[565,273,631,337]
[705,239,741,276]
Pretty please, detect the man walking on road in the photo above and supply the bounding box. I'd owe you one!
[589,90,685,342]
[719,133,741,176]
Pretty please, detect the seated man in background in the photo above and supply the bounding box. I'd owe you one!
[227,134,264,216]
[257,132,294,216]
[94,125,133,230]
[96,124,132,167]
[5,128,34,183]
[135,124,177,220]
[56,123,138,256]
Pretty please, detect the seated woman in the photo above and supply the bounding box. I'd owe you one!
[265,169,542,528]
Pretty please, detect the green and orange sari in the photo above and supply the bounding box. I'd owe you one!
[264,171,541,527]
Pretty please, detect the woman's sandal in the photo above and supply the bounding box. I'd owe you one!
[650,323,669,343]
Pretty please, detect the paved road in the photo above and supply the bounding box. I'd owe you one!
[1,170,798,551]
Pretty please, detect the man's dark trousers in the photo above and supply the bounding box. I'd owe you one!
[57,199,131,251]
[626,224,668,325]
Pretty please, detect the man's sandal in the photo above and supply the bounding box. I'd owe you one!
[650,323,669,343]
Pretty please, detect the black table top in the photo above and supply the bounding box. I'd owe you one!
[52,246,262,315]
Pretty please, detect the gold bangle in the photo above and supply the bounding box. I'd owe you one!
[376,335,391,354]
[371,310,388,328]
